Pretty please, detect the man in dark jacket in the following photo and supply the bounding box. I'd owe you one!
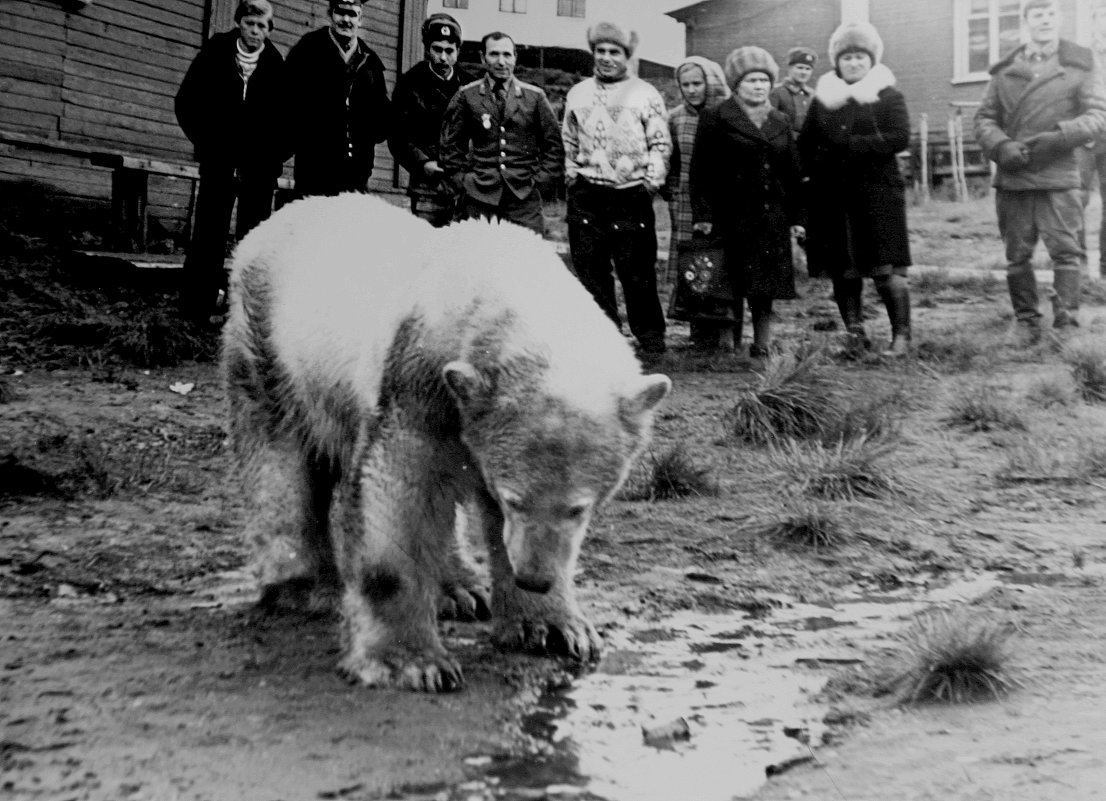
[440,32,563,234]
[285,0,391,198]
[769,46,816,135]
[975,0,1106,341]
[175,0,286,324]
[388,14,474,227]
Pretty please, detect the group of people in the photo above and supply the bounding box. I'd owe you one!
[175,0,1104,360]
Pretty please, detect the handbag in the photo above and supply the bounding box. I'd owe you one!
[669,234,733,322]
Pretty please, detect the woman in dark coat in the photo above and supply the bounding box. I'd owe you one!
[799,21,912,356]
[691,46,801,359]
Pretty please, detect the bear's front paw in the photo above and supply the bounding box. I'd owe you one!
[337,648,465,693]
[438,582,492,622]
[495,615,603,663]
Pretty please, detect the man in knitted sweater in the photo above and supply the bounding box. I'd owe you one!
[175,0,286,324]
[562,22,672,362]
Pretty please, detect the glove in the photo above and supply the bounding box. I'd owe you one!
[994,140,1030,171]
[1024,131,1072,163]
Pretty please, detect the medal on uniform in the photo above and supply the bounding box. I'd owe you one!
[481,113,491,130]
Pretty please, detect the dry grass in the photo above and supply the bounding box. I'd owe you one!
[819,386,907,445]
[1025,378,1075,409]
[756,498,849,550]
[0,376,13,404]
[914,326,996,373]
[621,444,719,501]
[885,608,1021,704]
[766,434,911,502]
[726,348,844,444]
[1063,343,1106,403]
[944,382,1027,432]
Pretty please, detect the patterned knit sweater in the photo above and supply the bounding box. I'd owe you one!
[562,75,671,190]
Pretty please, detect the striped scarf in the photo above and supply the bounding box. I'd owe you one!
[235,39,261,99]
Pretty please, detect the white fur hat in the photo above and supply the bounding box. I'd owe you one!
[828,21,884,66]
[587,21,638,57]
[724,46,779,88]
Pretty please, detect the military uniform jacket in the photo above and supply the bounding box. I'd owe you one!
[975,39,1106,191]
[285,27,391,195]
[389,61,474,196]
[440,75,564,204]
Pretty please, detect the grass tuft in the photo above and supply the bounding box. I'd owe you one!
[1025,378,1074,409]
[1063,343,1106,403]
[726,348,844,444]
[624,445,719,501]
[767,435,909,502]
[757,498,848,550]
[0,376,12,404]
[913,328,990,372]
[886,608,1021,704]
[819,387,906,445]
[944,382,1026,432]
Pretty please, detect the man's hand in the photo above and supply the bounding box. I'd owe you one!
[1024,131,1071,162]
[692,222,713,236]
[422,160,444,178]
[994,140,1030,171]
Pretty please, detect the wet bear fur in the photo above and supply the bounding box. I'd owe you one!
[221,194,671,692]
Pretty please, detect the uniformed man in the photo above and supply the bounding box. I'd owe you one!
[439,31,563,234]
[769,46,816,135]
[389,13,474,226]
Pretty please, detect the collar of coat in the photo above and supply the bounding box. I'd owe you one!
[989,38,1093,74]
[814,63,896,110]
[718,97,790,141]
[479,74,522,97]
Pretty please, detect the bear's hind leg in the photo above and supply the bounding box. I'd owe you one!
[476,490,602,663]
[330,420,466,692]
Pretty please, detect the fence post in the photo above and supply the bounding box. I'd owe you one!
[919,113,930,204]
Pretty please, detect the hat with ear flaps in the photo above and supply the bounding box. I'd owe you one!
[827,21,884,66]
[586,21,638,58]
[723,46,779,89]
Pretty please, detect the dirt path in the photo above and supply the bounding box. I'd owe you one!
[4,259,1106,800]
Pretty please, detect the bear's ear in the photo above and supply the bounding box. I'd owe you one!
[443,361,489,409]
[619,374,672,427]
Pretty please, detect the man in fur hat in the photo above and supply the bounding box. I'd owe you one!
[285,0,391,198]
[389,14,474,227]
[562,21,672,363]
[770,46,817,135]
[175,0,286,324]
[975,0,1106,341]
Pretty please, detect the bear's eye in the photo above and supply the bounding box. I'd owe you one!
[566,502,589,519]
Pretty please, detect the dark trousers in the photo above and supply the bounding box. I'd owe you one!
[567,182,665,351]
[1096,150,1106,275]
[462,189,544,235]
[183,163,275,315]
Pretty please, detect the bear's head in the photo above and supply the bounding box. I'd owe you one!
[443,360,671,594]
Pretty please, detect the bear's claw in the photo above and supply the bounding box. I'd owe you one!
[496,616,603,663]
[337,650,465,693]
[438,584,492,622]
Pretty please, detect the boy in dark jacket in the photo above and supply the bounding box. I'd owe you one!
[175,0,286,324]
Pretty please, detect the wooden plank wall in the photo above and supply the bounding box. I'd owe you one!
[0,0,423,243]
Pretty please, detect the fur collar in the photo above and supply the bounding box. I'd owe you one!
[814,63,896,110]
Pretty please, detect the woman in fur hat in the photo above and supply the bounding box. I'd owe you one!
[798,21,913,356]
[689,46,801,361]
[664,55,734,350]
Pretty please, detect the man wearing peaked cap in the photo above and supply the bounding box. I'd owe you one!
[769,45,816,134]
[389,13,474,226]
[285,0,391,197]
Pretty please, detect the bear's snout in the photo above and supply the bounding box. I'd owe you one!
[514,574,554,594]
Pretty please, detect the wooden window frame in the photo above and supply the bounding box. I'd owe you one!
[953,0,1024,84]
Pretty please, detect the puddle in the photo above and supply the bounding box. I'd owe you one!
[443,572,1002,801]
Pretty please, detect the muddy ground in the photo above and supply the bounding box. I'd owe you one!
[3,197,1106,801]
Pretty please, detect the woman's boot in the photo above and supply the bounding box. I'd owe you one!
[749,299,772,360]
[833,278,868,355]
[875,274,911,356]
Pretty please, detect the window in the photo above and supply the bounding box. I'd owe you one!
[557,0,585,17]
[443,0,468,8]
[499,0,526,12]
[954,0,1022,81]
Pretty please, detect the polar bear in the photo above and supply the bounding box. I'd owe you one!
[221,194,671,692]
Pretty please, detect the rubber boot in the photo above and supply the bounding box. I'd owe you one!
[1050,269,1081,329]
[833,279,869,356]
[1006,266,1042,345]
[749,299,772,360]
[875,274,911,357]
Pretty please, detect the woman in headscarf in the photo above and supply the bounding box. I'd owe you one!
[664,55,733,351]
[689,46,801,361]
[798,21,912,356]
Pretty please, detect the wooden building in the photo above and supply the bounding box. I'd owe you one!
[0,0,428,246]
[667,0,1094,138]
